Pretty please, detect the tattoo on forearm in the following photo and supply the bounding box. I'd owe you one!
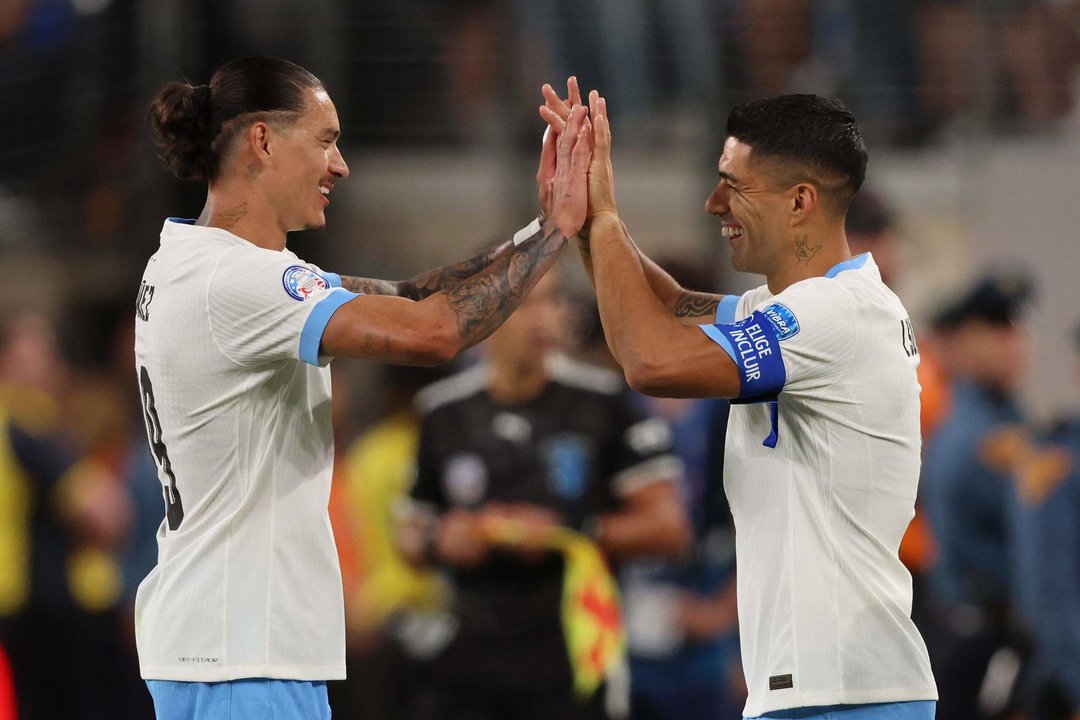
[445,225,566,345]
[355,329,416,365]
[674,291,721,318]
[794,235,822,265]
[338,239,513,301]
[398,242,509,300]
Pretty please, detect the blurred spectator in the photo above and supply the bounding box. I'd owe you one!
[510,0,719,140]
[990,326,1080,720]
[914,0,1078,133]
[398,268,690,720]
[922,269,1035,720]
[0,311,136,719]
[328,364,450,720]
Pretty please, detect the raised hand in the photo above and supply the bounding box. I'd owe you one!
[536,76,583,219]
[546,104,593,238]
[586,90,618,221]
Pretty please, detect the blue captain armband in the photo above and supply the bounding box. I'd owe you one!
[698,310,787,402]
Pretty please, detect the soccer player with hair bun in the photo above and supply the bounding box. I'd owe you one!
[136,56,591,719]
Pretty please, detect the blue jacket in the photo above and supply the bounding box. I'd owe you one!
[1013,417,1080,708]
[923,381,1022,609]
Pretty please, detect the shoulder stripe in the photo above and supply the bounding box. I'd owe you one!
[414,364,488,413]
[545,353,623,395]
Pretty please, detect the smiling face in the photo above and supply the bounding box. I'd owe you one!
[262,88,349,232]
[704,137,798,277]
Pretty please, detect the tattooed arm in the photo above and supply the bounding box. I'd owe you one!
[577,230,725,324]
[320,221,568,366]
[338,236,514,299]
[319,104,594,367]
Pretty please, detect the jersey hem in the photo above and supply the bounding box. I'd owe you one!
[742,685,939,717]
[140,663,347,683]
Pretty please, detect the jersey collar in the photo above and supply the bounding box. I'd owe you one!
[824,253,870,278]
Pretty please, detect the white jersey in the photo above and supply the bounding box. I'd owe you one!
[698,254,937,716]
[133,219,358,682]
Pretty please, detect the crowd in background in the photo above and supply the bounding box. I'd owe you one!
[1,0,1079,718]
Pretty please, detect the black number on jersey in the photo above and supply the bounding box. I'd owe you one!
[900,317,919,358]
[136,282,155,322]
[138,366,184,530]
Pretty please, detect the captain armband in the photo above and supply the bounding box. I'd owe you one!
[699,309,788,403]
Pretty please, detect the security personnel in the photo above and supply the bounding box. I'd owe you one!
[1006,325,1080,720]
[921,270,1035,720]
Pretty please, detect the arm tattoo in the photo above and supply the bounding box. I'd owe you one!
[445,225,566,346]
[794,235,822,265]
[398,238,512,300]
[673,291,721,319]
[338,238,514,300]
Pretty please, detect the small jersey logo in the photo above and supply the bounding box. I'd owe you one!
[762,303,800,341]
[442,453,488,507]
[543,435,592,500]
[282,265,328,302]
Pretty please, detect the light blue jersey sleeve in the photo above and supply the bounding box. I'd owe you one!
[208,250,359,367]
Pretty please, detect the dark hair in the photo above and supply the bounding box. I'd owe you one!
[148,57,324,182]
[725,94,867,213]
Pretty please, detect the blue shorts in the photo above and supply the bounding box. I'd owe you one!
[747,700,936,720]
[145,678,330,720]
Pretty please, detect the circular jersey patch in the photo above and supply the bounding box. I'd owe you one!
[282,265,328,302]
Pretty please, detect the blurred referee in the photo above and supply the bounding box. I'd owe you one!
[398,268,690,720]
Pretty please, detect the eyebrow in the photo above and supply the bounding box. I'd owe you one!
[718,170,740,185]
[322,128,340,140]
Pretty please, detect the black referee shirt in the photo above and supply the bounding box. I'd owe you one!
[411,355,677,692]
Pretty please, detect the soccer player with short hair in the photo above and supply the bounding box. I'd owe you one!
[541,84,938,719]
[135,57,591,719]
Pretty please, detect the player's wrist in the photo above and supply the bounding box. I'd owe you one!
[588,210,620,236]
[541,214,579,243]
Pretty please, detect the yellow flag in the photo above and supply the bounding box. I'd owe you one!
[480,518,625,699]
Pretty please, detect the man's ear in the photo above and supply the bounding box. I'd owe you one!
[790,183,818,225]
[248,121,273,168]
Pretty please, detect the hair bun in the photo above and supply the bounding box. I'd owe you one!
[147,82,217,182]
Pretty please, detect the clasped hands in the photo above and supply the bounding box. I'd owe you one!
[537,77,619,244]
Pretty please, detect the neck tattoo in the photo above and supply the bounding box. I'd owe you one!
[793,235,822,266]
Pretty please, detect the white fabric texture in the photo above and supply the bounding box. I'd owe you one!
[725,255,937,716]
[133,219,354,682]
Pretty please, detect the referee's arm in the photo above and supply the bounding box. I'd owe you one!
[594,479,690,559]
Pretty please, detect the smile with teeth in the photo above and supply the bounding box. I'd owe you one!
[722,225,744,238]
[319,187,330,196]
